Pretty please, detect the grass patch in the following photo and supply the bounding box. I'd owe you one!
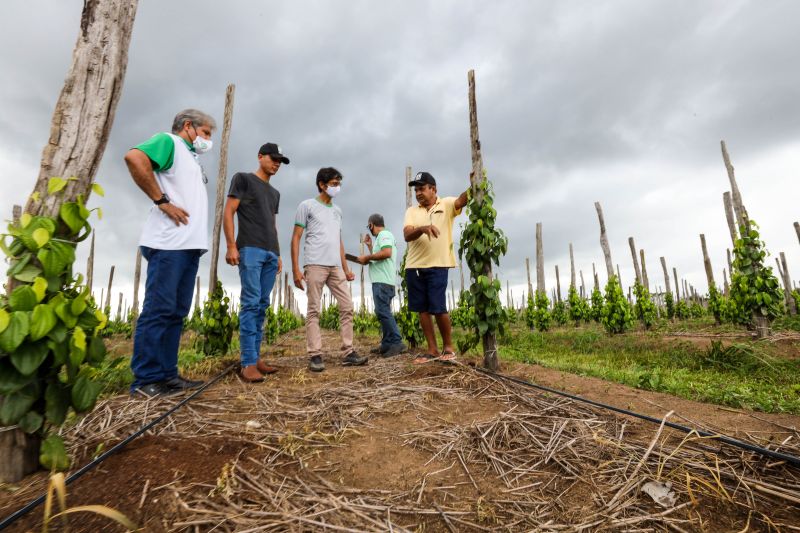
[489,324,800,414]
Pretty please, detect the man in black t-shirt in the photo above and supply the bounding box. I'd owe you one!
[223,143,290,383]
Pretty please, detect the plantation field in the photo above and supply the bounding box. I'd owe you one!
[2,324,799,531]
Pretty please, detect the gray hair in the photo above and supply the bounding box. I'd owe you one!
[171,109,217,133]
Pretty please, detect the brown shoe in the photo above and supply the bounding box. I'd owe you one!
[256,360,279,375]
[240,365,265,383]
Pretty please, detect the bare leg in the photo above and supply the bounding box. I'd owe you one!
[419,312,440,354]
[435,313,454,353]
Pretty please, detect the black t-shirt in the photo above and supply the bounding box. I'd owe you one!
[227,172,280,254]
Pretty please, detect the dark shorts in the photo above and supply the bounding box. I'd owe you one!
[406,267,449,314]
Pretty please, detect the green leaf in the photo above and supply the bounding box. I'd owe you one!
[0,308,9,335]
[0,382,37,425]
[18,411,43,433]
[59,202,85,234]
[10,340,49,375]
[91,183,105,197]
[55,301,78,329]
[71,293,87,316]
[86,336,107,364]
[45,381,70,425]
[48,339,68,366]
[9,285,37,312]
[13,263,43,283]
[40,434,70,471]
[32,277,48,302]
[0,359,34,395]
[32,227,50,248]
[69,327,87,367]
[96,207,103,220]
[38,241,75,278]
[19,213,32,229]
[47,177,68,195]
[0,311,30,352]
[71,374,101,412]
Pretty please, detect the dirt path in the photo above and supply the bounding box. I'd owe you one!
[2,328,799,532]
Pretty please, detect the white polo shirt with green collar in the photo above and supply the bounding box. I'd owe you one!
[294,197,343,267]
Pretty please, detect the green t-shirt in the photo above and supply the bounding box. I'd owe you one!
[369,229,397,285]
[135,133,193,171]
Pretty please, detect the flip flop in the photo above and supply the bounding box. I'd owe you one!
[438,351,457,363]
[412,353,438,365]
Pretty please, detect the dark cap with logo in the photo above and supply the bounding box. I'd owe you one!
[258,143,290,164]
[408,171,436,187]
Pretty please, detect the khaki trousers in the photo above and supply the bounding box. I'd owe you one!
[304,265,354,356]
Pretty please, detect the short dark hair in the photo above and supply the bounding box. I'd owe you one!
[368,213,384,227]
[316,167,342,192]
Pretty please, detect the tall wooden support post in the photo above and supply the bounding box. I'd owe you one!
[726,249,733,275]
[579,271,586,298]
[592,263,599,290]
[116,292,123,322]
[723,269,730,296]
[616,265,622,287]
[554,265,562,303]
[659,257,672,300]
[700,234,719,323]
[569,243,577,288]
[131,247,142,334]
[359,234,366,311]
[459,257,465,294]
[104,266,115,312]
[450,280,456,308]
[467,69,498,372]
[208,84,235,292]
[86,229,96,295]
[525,258,533,299]
[595,202,615,280]
[194,277,201,312]
[673,268,680,302]
[405,166,413,212]
[794,222,800,246]
[628,237,642,284]
[721,141,749,230]
[535,223,545,294]
[5,206,22,293]
[640,250,650,292]
[723,192,738,247]
[779,252,797,315]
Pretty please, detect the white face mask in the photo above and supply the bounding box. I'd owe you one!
[193,135,213,154]
[326,185,341,198]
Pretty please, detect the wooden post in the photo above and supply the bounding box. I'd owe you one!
[5,206,22,293]
[208,83,236,293]
[673,268,680,302]
[723,192,738,247]
[723,269,730,296]
[628,237,642,284]
[359,234,366,311]
[579,270,586,298]
[194,276,201,312]
[86,229,96,294]
[639,249,650,292]
[616,265,622,287]
[131,247,142,334]
[554,265,562,303]
[594,202,615,279]
[659,257,671,298]
[116,292,123,322]
[405,166,413,210]
[592,263,599,290]
[569,243,577,288]
[525,257,533,297]
[700,234,719,323]
[535,222,545,294]
[720,141,749,230]
[726,248,733,275]
[459,257,465,294]
[104,265,115,312]
[779,252,797,315]
[795,222,800,246]
[450,280,456,307]
[467,69,498,372]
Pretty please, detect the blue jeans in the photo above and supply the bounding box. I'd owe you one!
[238,247,279,367]
[131,247,202,390]
[372,282,402,349]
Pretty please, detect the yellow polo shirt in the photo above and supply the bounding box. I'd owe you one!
[403,196,462,268]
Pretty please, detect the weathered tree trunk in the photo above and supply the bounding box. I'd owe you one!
[723,269,729,296]
[24,0,138,222]
[659,257,671,296]
[131,247,142,334]
[104,265,115,312]
[723,192,738,247]
[673,268,680,302]
[208,84,235,293]
[700,234,720,324]
[450,280,456,309]
[554,265,562,303]
[779,252,797,315]
[720,141,749,230]
[594,202,615,279]
[405,166,413,211]
[569,243,576,289]
[459,257,465,294]
[726,248,733,275]
[467,70,498,372]
[195,276,201,312]
[628,237,642,284]
[525,257,533,298]
[0,429,41,485]
[535,222,545,294]
[359,234,366,311]
[86,229,95,294]
[794,222,800,246]
[639,249,650,292]
[116,292,123,322]
[579,270,586,298]
[592,263,599,290]
[616,265,622,287]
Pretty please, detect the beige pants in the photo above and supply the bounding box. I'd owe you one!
[304,265,354,356]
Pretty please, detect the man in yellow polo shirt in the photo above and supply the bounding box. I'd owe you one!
[403,172,468,364]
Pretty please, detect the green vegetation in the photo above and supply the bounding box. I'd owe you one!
[601,276,633,334]
[197,281,237,356]
[730,221,784,325]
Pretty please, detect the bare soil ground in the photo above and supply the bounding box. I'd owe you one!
[2,328,799,532]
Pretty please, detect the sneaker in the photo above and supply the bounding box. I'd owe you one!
[342,351,368,366]
[164,375,204,390]
[369,345,384,354]
[240,365,265,383]
[308,355,326,372]
[412,353,438,365]
[132,382,182,398]
[381,343,408,358]
[256,360,279,375]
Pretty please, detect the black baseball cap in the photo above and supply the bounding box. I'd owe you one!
[258,143,290,164]
[408,171,436,187]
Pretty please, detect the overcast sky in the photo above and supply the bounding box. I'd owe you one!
[1,0,799,313]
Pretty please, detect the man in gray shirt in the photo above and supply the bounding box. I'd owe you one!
[291,167,367,372]
[223,143,288,383]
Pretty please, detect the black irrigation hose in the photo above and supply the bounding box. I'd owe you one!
[0,363,236,531]
[473,365,800,467]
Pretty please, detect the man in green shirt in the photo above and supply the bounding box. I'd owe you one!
[358,214,406,357]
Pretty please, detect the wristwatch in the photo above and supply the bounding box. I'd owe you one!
[154,193,170,205]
